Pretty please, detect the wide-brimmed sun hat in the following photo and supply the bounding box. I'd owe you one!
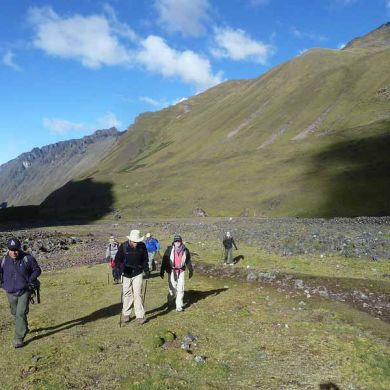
[127,230,144,242]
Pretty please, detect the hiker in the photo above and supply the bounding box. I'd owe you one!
[114,230,149,324]
[160,234,193,312]
[106,235,120,284]
[145,232,160,271]
[222,232,238,265]
[0,238,41,348]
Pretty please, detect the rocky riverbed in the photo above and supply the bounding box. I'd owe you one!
[1,217,389,322]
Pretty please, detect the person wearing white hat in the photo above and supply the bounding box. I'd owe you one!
[114,230,149,324]
[106,236,120,284]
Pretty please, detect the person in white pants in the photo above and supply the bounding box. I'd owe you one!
[160,234,193,312]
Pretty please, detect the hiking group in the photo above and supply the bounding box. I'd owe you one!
[1,229,238,348]
[106,230,193,324]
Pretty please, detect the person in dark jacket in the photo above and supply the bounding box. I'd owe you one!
[160,234,193,312]
[114,230,149,324]
[222,232,238,265]
[0,237,41,348]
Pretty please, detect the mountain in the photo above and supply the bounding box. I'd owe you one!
[0,128,122,207]
[2,24,390,219]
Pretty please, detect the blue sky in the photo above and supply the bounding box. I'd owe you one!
[0,0,389,165]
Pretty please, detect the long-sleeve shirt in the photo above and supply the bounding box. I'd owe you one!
[223,237,238,250]
[1,252,41,295]
[114,241,149,278]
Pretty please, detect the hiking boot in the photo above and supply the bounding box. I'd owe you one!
[122,314,130,323]
[14,339,25,348]
[137,317,146,325]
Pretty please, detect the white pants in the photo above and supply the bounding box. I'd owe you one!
[122,273,145,319]
[168,271,185,310]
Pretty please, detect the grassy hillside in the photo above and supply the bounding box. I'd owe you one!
[72,38,390,219]
[4,26,389,220]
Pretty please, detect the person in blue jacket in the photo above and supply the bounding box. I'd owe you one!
[0,238,41,348]
[145,232,160,271]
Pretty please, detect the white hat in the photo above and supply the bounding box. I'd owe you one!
[226,232,231,237]
[146,232,151,238]
[127,230,144,242]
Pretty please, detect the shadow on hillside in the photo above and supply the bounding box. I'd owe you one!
[0,178,114,228]
[319,383,340,390]
[310,128,390,217]
[146,288,228,321]
[27,302,122,344]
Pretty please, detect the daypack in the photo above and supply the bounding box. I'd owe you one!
[1,255,41,304]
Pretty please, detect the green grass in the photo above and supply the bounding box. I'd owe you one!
[1,260,389,389]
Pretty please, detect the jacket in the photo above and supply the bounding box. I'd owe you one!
[114,241,149,278]
[1,252,41,295]
[223,237,238,250]
[145,238,160,253]
[160,245,193,276]
[106,242,119,259]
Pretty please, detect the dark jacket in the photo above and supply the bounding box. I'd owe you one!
[160,245,193,277]
[115,241,149,278]
[1,252,41,295]
[223,237,238,250]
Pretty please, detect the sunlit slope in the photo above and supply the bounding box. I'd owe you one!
[79,44,390,218]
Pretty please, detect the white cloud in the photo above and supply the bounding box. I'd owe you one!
[337,42,346,49]
[96,112,122,129]
[43,112,121,135]
[290,27,328,42]
[28,6,222,91]
[298,48,308,55]
[140,96,166,107]
[2,50,22,71]
[28,6,132,68]
[155,0,211,37]
[136,35,223,92]
[211,27,275,64]
[43,118,85,135]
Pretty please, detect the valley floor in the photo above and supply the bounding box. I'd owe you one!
[0,219,389,389]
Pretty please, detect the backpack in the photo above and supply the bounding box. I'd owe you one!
[1,255,41,304]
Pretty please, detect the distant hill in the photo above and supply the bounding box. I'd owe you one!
[0,128,122,207]
[2,24,390,219]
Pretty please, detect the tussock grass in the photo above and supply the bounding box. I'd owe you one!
[1,260,389,389]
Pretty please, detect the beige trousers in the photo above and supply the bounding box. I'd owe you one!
[122,273,145,318]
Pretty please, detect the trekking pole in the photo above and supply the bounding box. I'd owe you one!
[142,277,148,306]
[119,289,123,328]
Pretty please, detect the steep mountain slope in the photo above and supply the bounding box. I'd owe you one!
[72,24,388,218]
[0,128,122,207]
[3,24,390,219]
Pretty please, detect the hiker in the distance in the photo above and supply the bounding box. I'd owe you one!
[145,232,160,272]
[0,238,41,348]
[222,232,238,265]
[106,235,120,284]
[114,230,149,324]
[160,234,193,312]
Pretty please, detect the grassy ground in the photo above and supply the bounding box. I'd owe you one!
[1,261,389,389]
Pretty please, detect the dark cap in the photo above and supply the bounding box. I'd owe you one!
[173,234,182,242]
[7,237,22,251]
